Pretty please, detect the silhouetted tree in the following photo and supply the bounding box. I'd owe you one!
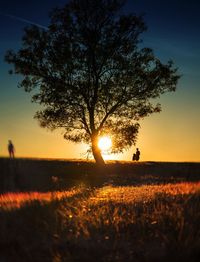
[5,0,179,165]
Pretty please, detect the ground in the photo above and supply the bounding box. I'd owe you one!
[0,158,200,261]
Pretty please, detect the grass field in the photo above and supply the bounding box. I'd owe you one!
[0,159,200,261]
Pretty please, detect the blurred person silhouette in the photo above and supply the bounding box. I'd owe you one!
[135,148,140,161]
[132,153,136,161]
[8,140,15,158]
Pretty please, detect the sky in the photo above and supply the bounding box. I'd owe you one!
[0,0,200,162]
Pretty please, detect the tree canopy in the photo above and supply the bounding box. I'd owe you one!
[5,0,180,164]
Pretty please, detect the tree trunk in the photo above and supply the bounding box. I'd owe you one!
[91,134,105,165]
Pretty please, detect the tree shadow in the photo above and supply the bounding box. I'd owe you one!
[1,158,200,193]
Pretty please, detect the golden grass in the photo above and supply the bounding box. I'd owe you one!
[0,182,199,210]
[90,182,200,204]
[0,188,81,210]
[1,182,199,210]
[0,182,200,261]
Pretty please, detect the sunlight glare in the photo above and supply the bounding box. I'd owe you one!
[98,136,112,151]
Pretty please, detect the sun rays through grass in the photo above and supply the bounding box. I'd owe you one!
[1,182,199,210]
[0,187,82,210]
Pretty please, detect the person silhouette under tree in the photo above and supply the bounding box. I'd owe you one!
[132,153,136,161]
[8,140,15,158]
[135,148,140,161]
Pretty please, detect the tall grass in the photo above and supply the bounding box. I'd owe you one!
[0,182,200,261]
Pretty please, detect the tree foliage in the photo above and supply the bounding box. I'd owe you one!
[5,0,179,164]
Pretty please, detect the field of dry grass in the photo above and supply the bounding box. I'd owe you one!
[0,177,200,261]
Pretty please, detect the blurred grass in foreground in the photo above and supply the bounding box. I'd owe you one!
[0,182,200,261]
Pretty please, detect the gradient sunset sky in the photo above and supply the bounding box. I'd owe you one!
[0,0,200,161]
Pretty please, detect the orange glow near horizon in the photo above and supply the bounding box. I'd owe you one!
[0,94,200,162]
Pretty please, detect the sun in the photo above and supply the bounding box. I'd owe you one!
[98,136,112,151]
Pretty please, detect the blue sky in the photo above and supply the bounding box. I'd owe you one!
[0,0,200,161]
